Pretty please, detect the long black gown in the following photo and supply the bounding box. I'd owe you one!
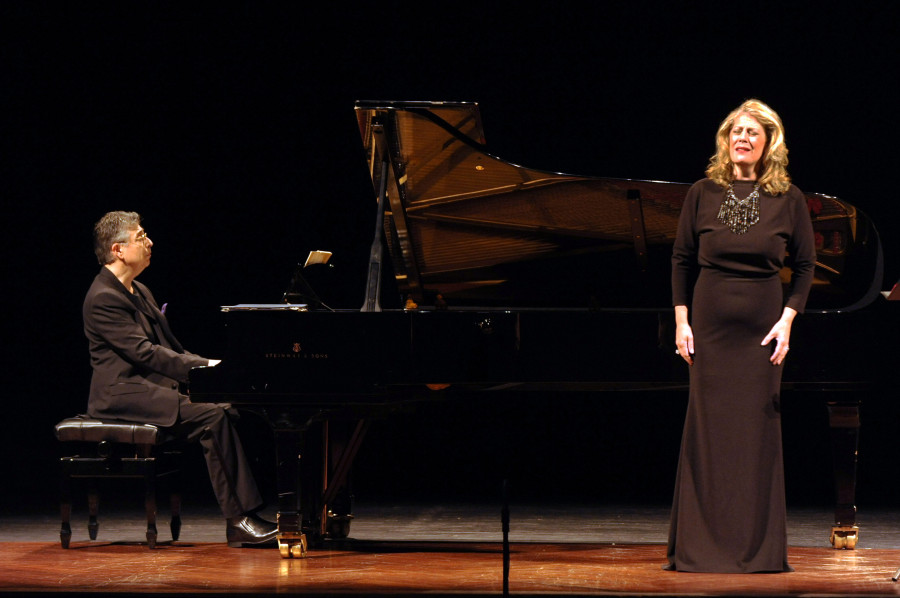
[667,178,816,573]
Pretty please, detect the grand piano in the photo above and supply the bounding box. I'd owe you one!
[190,100,896,557]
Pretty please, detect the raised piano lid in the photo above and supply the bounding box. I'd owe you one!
[354,100,884,312]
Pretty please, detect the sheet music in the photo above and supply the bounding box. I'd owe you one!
[304,250,332,268]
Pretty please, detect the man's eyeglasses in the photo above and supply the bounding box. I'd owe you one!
[123,230,150,246]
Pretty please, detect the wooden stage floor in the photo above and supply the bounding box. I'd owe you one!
[4,502,900,597]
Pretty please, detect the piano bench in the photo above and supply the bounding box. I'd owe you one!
[54,416,182,549]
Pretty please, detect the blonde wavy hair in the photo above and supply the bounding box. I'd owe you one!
[705,99,791,195]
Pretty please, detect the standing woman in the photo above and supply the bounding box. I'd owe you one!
[666,99,816,573]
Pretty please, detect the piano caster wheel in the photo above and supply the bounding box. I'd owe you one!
[325,511,354,539]
[278,532,308,559]
[830,525,859,549]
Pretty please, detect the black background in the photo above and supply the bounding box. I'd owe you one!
[2,2,899,516]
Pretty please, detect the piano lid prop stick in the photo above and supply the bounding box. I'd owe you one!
[362,156,389,312]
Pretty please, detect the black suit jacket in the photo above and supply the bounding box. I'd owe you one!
[83,267,209,426]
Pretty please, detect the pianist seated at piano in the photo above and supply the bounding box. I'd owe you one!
[667,99,816,573]
[82,211,278,547]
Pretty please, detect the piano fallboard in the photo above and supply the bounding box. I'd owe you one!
[188,305,885,405]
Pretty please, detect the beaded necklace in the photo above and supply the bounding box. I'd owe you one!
[716,182,760,234]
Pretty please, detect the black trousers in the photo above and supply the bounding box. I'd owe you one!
[164,396,264,519]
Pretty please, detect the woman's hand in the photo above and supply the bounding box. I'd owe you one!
[762,307,797,365]
[674,305,694,365]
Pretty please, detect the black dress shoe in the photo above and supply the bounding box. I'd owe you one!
[226,513,278,547]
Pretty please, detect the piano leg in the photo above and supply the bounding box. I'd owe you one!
[827,400,860,549]
[273,425,308,558]
[267,409,375,556]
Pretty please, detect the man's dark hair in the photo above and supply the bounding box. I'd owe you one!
[93,211,141,265]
